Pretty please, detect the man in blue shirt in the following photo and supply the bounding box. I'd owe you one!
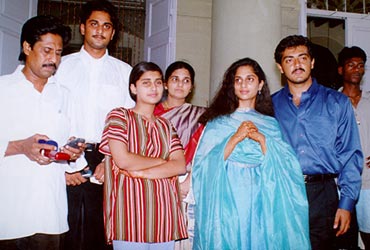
[272,35,363,250]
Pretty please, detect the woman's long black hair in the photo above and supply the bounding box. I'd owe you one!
[199,57,274,124]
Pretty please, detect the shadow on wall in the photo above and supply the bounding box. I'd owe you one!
[311,42,341,90]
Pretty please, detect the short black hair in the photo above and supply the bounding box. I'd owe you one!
[80,0,119,31]
[129,61,163,101]
[338,46,367,67]
[274,35,314,64]
[18,15,71,62]
[165,61,195,85]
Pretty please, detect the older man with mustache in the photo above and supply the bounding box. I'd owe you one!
[0,15,87,250]
[272,35,363,250]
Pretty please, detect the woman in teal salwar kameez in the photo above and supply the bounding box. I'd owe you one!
[192,58,311,250]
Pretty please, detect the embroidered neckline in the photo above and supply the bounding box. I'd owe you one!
[236,107,253,112]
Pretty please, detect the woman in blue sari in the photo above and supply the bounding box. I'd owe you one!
[192,58,311,250]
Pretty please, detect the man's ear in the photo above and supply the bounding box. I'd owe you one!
[110,29,115,41]
[80,23,85,36]
[338,66,343,76]
[276,63,284,74]
[22,41,31,56]
[311,58,315,70]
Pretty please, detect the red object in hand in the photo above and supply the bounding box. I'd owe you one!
[41,149,70,161]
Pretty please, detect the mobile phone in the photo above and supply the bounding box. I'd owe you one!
[40,149,70,161]
[81,169,93,178]
[66,138,85,149]
[38,139,70,161]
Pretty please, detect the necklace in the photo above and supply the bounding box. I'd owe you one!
[237,107,252,112]
[163,101,170,110]
[348,92,361,98]
[163,100,183,110]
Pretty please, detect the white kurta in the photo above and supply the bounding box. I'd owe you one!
[0,66,76,239]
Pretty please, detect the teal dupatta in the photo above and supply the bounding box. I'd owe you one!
[192,109,311,250]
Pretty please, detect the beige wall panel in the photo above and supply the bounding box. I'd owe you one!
[176,0,212,107]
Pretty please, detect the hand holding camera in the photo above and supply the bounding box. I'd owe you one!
[38,139,70,161]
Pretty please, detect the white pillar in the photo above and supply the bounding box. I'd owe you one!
[210,0,282,98]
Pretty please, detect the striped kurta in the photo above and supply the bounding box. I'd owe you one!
[99,108,188,244]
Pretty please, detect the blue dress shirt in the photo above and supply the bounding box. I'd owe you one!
[272,79,363,211]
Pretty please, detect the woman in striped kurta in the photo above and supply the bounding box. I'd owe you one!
[99,62,188,250]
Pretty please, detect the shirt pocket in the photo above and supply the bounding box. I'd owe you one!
[306,116,336,147]
[40,104,71,144]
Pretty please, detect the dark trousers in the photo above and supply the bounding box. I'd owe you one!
[360,232,370,250]
[306,179,339,250]
[0,233,64,250]
[64,150,112,250]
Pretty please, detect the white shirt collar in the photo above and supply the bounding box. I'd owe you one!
[15,64,57,87]
[80,46,109,63]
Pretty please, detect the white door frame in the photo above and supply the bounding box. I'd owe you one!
[299,0,370,40]
[299,0,370,92]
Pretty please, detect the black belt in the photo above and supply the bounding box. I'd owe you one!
[85,143,100,152]
[83,143,103,172]
[303,174,338,183]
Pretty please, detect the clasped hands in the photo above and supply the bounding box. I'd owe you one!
[234,121,264,143]
[232,121,267,154]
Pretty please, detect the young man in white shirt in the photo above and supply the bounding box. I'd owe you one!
[55,1,134,250]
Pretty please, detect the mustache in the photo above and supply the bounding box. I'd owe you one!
[93,35,106,39]
[42,63,57,69]
[292,68,305,73]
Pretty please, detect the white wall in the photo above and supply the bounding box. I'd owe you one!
[176,0,212,107]
[209,0,282,97]
[175,0,302,105]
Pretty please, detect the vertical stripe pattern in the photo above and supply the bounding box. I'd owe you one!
[100,108,187,243]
